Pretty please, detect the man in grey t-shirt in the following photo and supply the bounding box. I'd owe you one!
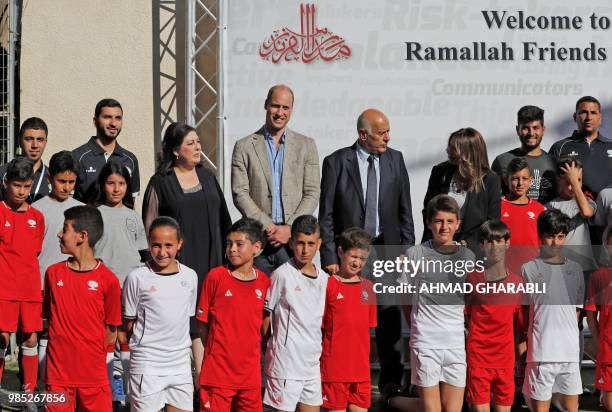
[492,105,557,204]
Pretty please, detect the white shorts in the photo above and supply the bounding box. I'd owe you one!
[264,376,322,410]
[129,373,194,412]
[523,362,582,401]
[410,347,466,388]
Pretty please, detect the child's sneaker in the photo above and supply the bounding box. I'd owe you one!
[111,374,126,405]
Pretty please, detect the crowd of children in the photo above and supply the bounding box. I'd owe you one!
[0,112,610,412]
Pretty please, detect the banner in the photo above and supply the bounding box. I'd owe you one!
[223,0,612,237]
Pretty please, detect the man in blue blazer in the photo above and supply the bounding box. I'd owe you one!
[319,108,415,390]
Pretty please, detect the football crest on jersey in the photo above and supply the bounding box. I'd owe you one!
[87,280,99,291]
[56,280,64,287]
[361,290,369,302]
[27,219,37,228]
[225,289,232,297]
[4,220,10,227]
[295,285,302,292]
[527,211,535,220]
[337,292,344,299]
[503,212,509,218]
[255,289,263,299]
[148,285,157,293]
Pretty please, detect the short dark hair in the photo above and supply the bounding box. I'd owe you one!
[64,205,104,247]
[555,157,583,176]
[426,194,460,222]
[517,105,544,126]
[4,157,34,182]
[148,216,182,241]
[290,215,319,237]
[575,95,600,112]
[94,98,123,118]
[478,220,510,243]
[227,218,263,245]
[19,117,48,139]
[537,209,570,237]
[157,122,198,175]
[337,227,371,251]
[264,84,294,107]
[507,157,531,177]
[90,162,134,209]
[49,151,79,177]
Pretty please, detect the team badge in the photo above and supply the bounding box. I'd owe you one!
[527,211,535,219]
[255,289,263,299]
[148,285,157,293]
[361,290,369,301]
[57,280,64,287]
[197,308,204,315]
[225,289,232,297]
[27,219,37,228]
[87,280,99,291]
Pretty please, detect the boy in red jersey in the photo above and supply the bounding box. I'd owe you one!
[501,157,545,275]
[321,227,377,412]
[0,158,45,392]
[197,218,270,411]
[586,230,612,410]
[465,220,522,412]
[43,205,121,411]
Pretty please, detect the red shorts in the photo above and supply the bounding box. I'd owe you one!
[199,386,262,412]
[44,384,111,412]
[0,300,42,333]
[596,364,612,392]
[322,381,371,409]
[466,366,514,406]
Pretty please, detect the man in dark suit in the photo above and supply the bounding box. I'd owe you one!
[319,108,415,390]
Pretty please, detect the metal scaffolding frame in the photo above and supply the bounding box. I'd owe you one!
[0,0,17,164]
[153,0,224,180]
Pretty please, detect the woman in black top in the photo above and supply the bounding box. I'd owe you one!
[422,127,501,252]
[142,122,231,384]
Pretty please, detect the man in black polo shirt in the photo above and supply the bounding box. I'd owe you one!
[492,105,557,204]
[549,95,612,198]
[72,98,140,201]
[0,117,51,203]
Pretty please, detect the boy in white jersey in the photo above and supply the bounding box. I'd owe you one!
[263,215,328,412]
[521,208,584,412]
[401,194,475,412]
[123,216,198,412]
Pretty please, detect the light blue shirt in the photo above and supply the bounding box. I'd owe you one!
[264,127,285,224]
[356,144,381,236]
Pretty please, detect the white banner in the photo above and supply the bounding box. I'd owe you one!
[223,0,612,238]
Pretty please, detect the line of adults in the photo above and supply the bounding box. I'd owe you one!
[4,89,612,393]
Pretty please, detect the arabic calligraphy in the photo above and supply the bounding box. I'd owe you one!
[260,4,351,64]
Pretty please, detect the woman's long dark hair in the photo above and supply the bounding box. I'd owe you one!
[156,122,198,175]
[446,127,490,193]
[88,161,134,209]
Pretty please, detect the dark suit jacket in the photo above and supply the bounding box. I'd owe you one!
[422,161,501,252]
[319,143,415,266]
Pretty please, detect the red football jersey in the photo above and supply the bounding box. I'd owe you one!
[43,260,122,386]
[197,265,270,389]
[465,270,522,368]
[501,198,544,275]
[320,276,377,382]
[585,267,612,365]
[0,202,44,302]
